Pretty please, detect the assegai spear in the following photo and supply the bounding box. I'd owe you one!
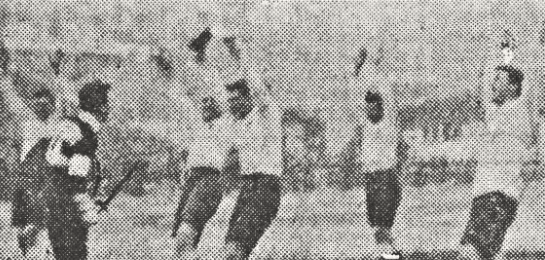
[96,160,145,214]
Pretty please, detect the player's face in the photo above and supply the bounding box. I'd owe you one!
[227,90,253,120]
[367,102,384,124]
[32,99,54,121]
[95,102,110,123]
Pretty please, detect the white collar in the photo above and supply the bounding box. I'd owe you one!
[78,111,101,133]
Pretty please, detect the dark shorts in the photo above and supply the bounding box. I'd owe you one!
[46,169,89,260]
[365,168,402,228]
[225,173,282,257]
[175,169,282,258]
[461,191,518,259]
[175,167,224,246]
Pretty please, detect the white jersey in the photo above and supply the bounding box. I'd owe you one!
[473,83,533,199]
[227,98,283,176]
[185,114,231,170]
[355,68,400,173]
[359,117,399,173]
[177,58,232,170]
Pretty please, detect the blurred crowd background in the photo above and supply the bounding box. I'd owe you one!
[0,0,544,199]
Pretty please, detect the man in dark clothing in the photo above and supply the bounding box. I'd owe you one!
[13,79,110,260]
[44,79,110,260]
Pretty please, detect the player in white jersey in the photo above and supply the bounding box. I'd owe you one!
[172,27,234,259]
[221,33,283,259]
[353,47,407,260]
[172,93,231,259]
[5,61,58,256]
[222,65,283,260]
[172,27,283,260]
[459,43,531,260]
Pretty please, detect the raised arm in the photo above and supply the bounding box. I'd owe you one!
[2,79,35,121]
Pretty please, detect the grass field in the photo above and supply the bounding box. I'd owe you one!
[0,181,544,259]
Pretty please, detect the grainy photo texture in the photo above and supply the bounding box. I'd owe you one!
[0,1,544,259]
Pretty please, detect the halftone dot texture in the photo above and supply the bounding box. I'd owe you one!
[0,0,544,259]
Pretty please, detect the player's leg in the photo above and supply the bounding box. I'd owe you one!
[13,175,48,255]
[46,175,89,260]
[223,173,282,260]
[172,167,209,237]
[366,168,402,244]
[174,167,223,258]
[459,191,518,260]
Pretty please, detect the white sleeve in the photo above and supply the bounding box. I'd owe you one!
[259,104,284,175]
[268,111,283,167]
[69,154,92,177]
[218,115,236,151]
[246,64,266,95]
[168,96,196,151]
[182,100,204,152]
[3,84,34,120]
[45,121,82,167]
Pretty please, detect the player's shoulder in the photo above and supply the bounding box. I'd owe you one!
[214,113,235,130]
[51,118,83,143]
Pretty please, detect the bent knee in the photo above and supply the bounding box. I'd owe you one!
[176,222,199,249]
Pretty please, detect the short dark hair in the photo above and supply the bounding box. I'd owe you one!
[188,27,213,54]
[225,78,250,97]
[79,79,111,113]
[495,65,524,96]
[201,96,222,122]
[365,91,383,104]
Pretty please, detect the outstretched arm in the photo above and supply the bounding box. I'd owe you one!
[2,80,35,121]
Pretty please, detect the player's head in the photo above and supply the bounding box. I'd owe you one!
[79,79,111,123]
[365,91,384,124]
[491,65,523,106]
[31,88,56,121]
[189,27,213,64]
[226,78,253,120]
[200,96,222,123]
